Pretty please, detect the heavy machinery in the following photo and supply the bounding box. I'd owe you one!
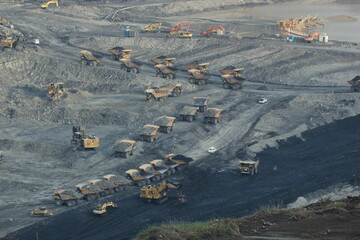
[204,108,222,124]
[143,23,162,32]
[89,179,119,195]
[154,64,177,79]
[0,17,14,29]
[348,76,360,92]
[305,32,321,42]
[165,154,193,171]
[72,126,99,150]
[40,0,59,9]
[277,16,324,38]
[154,116,175,133]
[31,206,54,217]
[140,179,186,204]
[151,56,175,66]
[47,82,67,99]
[239,159,259,176]
[166,30,192,39]
[108,47,131,60]
[193,96,209,112]
[153,84,182,97]
[75,182,103,200]
[125,169,152,186]
[0,36,27,50]
[120,57,140,74]
[54,189,80,207]
[140,124,160,142]
[178,106,199,122]
[150,159,176,175]
[139,164,165,181]
[220,67,245,89]
[145,89,168,102]
[113,139,136,158]
[80,50,102,67]
[103,174,130,190]
[93,202,117,216]
[186,63,210,86]
[200,25,225,36]
[168,22,191,32]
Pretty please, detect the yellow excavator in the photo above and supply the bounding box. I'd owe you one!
[0,17,14,29]
[31,206,54,217]
[166,30,192,39]
[140,179,186,204]
[92,202,118,216]
[40,0,59,9]
[143,23,162,32]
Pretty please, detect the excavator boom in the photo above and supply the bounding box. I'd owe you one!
[168,22,191,32]
[200,25,225,35]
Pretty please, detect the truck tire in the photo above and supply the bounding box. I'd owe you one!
[89,61,97,67]
[136,181,145,187]
[114,187,121,192]
[131,67,139,74]
[54,199,62,206]
[166,74,174,79]
[166,127,171,133]
[223,83,230,89]
[198,80,206,86]
[81,60,87,65]
[232,84,240,90]
[66,200,76,207]
[156,72,162,78]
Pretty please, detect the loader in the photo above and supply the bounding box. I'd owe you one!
[47,82,67,99]
[72,126,99,150]
[75,182,103,201]
[80,50,102,67]
[93,202,117,216]
[125,169,152,186]
[204,108,222,124]
[140,179,186,204]
[145,89,168,102]
[143,23,162,32]
[31,206,54,217]
[220,67,245,89]
[150,159,176,176]
[140,124,160,142]
[113,139,136,158]
[165,154,193,171]
[154,116,175,133]
[239,159,259,176]
[178,106,199,122]
[53,188,80,207]
[89,179,119,195]
[348,76,360,92]
[103,174,131,190]
[193,96,209,112]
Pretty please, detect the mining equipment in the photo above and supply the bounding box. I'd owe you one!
[0,17,14,29]
[186,63,210,86]
[120,57,140,73]
[139,164,166,181]
[150,159,176,176]
[92,202,117,216]
[89,179,119,195]
[75,182,103,200]
[125,169,152,186]
[348,76,360,92]
[151,56,175,66]
[47,82,67,99]
[113,139,136,158]
[193,96,209,112]
[40,0,58,8]
[165,154,193,171]
[80,50,102,67]
[54,188,80,207]
[31,206,54,217]
[154,63,177,79]
[103,174,130,190]
[140,179,186,204]
[154,116,175,133]
[239,159,259,176]
[0,36,27,50]
[220,67,245,89]
[152,84,182,97]
[200,25,225,35]
[204,108,222,124]
[166,30,192,39]
[145,89,169,102]
[179,106,199,122]
[277,16,324,40]
[168,22,191,32]
[108,47,130,60]
[72,126,99,150]
[143,23,162,32]
[140,124,160,142]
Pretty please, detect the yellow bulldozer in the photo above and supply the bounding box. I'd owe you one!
[47,82,67,99]
[143,23,162,32]
[92,202,117,216]
[40,0,59,9]
[31,206,54,217]
[140,179,186,204]
[71,126,99,150]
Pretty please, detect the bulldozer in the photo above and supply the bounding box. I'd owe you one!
[92,202,117,216]
[113,139,136,158]
[75,182,103,200]
[54,188,80,207]
[145,89,169,102]
[165,154,193,171]
[103,174,130,190]
[150,159,176,176]
[0,36,27,50]
[47,82,67,99]
[239,159,259,176]
[72,126,99,150]
[140,124,160,142]
[140,179,186,204]
[178,106,199,122]
[80,50,102,67]
[31,206,54,217]
[220,67,245,90]
[193,96,209,112]
[125,169,152,186]
[186,63,210,86]
[40,0,59,9]
[0,17,14,29]
[89,179,119,195]
[348,76,360,92]
[204,108,222,124]
[143,23,162,32]
[154,116,175,133]
[153,84,182,97]
[166,30,192,39]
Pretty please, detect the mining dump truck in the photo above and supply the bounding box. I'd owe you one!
[103,174,131,190]
[179,106,199,122]
[139,164,167,181]
[54,188,80,207]
[165,154,193,171]
[93,202,117,216]
[140,124,160,142]
[140,179,186,204]
[0,36,27,50]
[348,76,360,92]
[89,179,120,195]
[239,159,259,176]
[145,89,168,102]
[150,159,176,176]
[153,84,182,97]
[47,82,67,99]
[108,47,129,60]
[154,116,176,133]
[204,108,222,124]
[154,64,177,79]
[31,206,54,217]
[220,67,245,89]
[113,139,136,158]
[193,96,209,112]
[151,56,175,66]
[75,182,103,201]
[80,50,102,67]
[120,58,140,74]
[186,63,210,86]
[72,126,99,150]
[125,169,152,186]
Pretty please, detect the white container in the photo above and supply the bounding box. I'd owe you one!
[323,35,329,43]
[33,39,40,45]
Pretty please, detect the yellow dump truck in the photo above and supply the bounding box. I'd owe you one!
[153,84,182,97]
[54,188,80,207]
[120,58,140,74]
[139,164,167,181]
[239,159,259,176]
[145,89,169,102]
[125,169,152,186]
[348,76,360,92]
[154,116,176,133]
[165,154,193,171]
[113,139,136,158]
[150,159,176,176]
[204,108,222,124]
[89,179,119,195]
[154,64,177,79]
[186,63,210,86]
[193,96,209,112]
[220,67,245,89]
[0,36,27,50]
[103,174,131,190]
[179,106,199,122]
[72,126,99,150]
[140,124,160,142]
[80,50,102,67]
[75,182,103,201]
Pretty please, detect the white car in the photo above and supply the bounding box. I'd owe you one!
[259,98,268,104]
[208,147,217,154]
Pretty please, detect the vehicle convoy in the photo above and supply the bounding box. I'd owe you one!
[75,182,103,200]
[154,116,176,133]
[140,124,160,142]
[103,174,130,191]
[139,164,166,181]
[113,139,136,158]
[348,76,360,92]
[140,179,186,204]
[40,0,58,8]
[204,108,223,124]
[239,159,259,176]
[0,17,14,29]
[220,67,246,89]
[125,169,152,186]
[150,159,176,175]
[193,96,209,112]
[145,89,168,102]
[143,23,162,32]
[92,202,117,216]
[80,50,102,67]
[200,25,225,35]
[0,36,27,50]
[179,106,199,122]
[47,82,67,99]
[53,189,80,207]
[31,207,54,217]
[186,63,210,86]
[89,179,120,195]
[152,84,182,97]
[165,154,193,171]
[72,126,99,150]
